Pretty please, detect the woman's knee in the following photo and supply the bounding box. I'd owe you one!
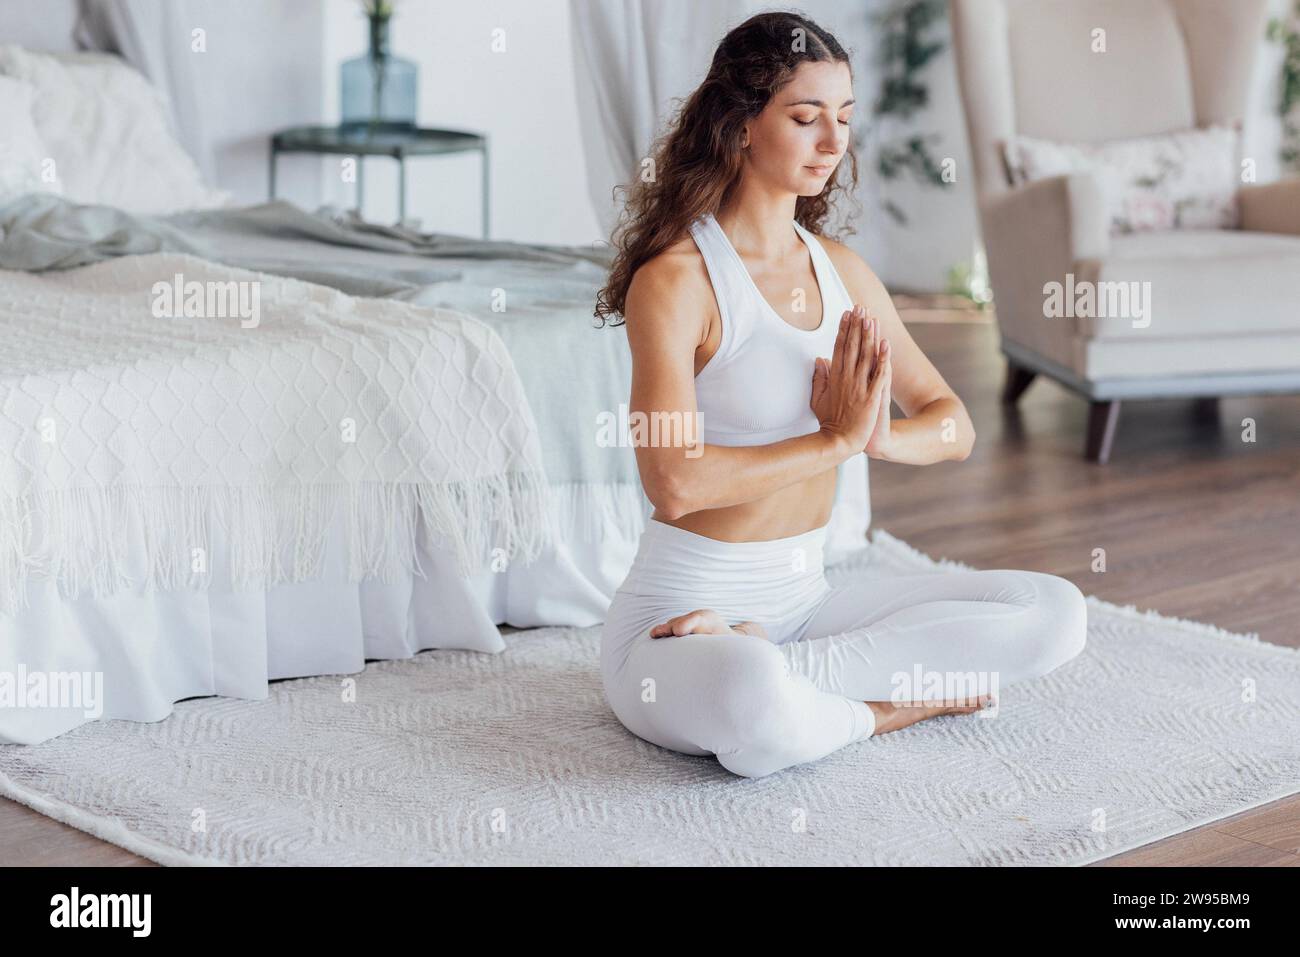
[1024,572,1089,673]
[614,634,793,757]
[703,638,799,746]
[714,742,792,779]
[709,647,806,779]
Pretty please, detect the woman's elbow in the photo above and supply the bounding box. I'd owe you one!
[939,412,975,462]
[643,468,690,520]
[946,401,976,461]
[957,425,976,461]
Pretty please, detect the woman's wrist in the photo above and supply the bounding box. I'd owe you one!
[867,416,966,465]
[817,425,860,465]
[866,428,902,462]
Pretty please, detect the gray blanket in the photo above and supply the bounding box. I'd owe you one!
[0,194,633,487]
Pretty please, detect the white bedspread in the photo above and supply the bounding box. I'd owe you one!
[0,252,551,615]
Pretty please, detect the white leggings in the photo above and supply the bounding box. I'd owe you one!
[599,519,1088,778]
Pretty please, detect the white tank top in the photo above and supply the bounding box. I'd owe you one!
[687,211,854,447]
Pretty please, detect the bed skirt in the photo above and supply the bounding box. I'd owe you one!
[0,458,870,745]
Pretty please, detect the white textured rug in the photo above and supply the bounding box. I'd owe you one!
[2,530,1298,866]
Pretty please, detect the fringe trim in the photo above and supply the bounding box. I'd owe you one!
[543,481,651,544]
[867,528,1297,657]
[0,471,553,616]
[0,478,654,616]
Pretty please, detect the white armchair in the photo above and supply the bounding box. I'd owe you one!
[950,0,1300,462]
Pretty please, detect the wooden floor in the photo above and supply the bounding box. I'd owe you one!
[3,307,1298,866]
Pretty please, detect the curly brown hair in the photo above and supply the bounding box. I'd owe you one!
[593,10,860,328]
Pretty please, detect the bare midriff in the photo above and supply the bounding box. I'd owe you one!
[651,467,836,542]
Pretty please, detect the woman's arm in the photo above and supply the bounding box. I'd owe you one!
[824,242,977,465]
[623,255,883,520]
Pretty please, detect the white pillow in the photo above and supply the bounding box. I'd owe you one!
[1003,125,1241,234]
[0,45,230,215]
[0,74,61,205]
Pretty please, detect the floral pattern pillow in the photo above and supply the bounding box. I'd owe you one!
[1002,125,1241,234]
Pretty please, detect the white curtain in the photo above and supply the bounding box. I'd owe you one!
[567,0,757,237]
[74,0,213,180]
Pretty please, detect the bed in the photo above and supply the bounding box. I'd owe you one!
[0,8,872,745]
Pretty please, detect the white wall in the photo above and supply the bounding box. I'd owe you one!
[847,4,980,294]
[191,0,327,210]
[318,0,600,244]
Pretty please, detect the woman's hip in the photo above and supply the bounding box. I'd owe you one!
[615,518,830,602]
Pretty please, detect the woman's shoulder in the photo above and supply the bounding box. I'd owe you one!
[628,233,714,307]
[623,231,718,345]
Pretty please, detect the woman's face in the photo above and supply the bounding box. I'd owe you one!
[741,60,855,196]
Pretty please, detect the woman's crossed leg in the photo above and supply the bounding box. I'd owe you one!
[610,568,1088,778]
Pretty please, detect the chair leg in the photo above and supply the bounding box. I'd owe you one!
[1085,399,1121,464]
[1002,361,1037,404]
[1191,396,1219,422]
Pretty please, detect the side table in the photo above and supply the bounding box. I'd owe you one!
[269,123,490,236]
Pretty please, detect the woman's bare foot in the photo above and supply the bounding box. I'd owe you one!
[648,608,769,640]
[867,695,994,735]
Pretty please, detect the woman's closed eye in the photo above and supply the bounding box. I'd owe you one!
[794,117,850,126]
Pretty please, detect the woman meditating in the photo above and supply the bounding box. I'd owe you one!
[592,11,1088,778]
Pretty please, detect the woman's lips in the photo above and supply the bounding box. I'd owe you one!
[805,164,833,175]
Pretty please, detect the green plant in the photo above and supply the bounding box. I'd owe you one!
[1268,4,1300,171]
[944,255,992,309]
[870,0,952,224]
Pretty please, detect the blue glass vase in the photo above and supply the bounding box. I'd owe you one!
[340,14,417,132]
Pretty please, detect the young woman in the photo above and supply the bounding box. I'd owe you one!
[592,11,1088,778]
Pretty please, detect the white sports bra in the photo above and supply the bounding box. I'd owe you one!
[687,211,854,447]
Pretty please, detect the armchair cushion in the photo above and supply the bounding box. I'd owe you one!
[1003,125,1241,234]
[1069,228,1300,385]
[1078,229,1300,343]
